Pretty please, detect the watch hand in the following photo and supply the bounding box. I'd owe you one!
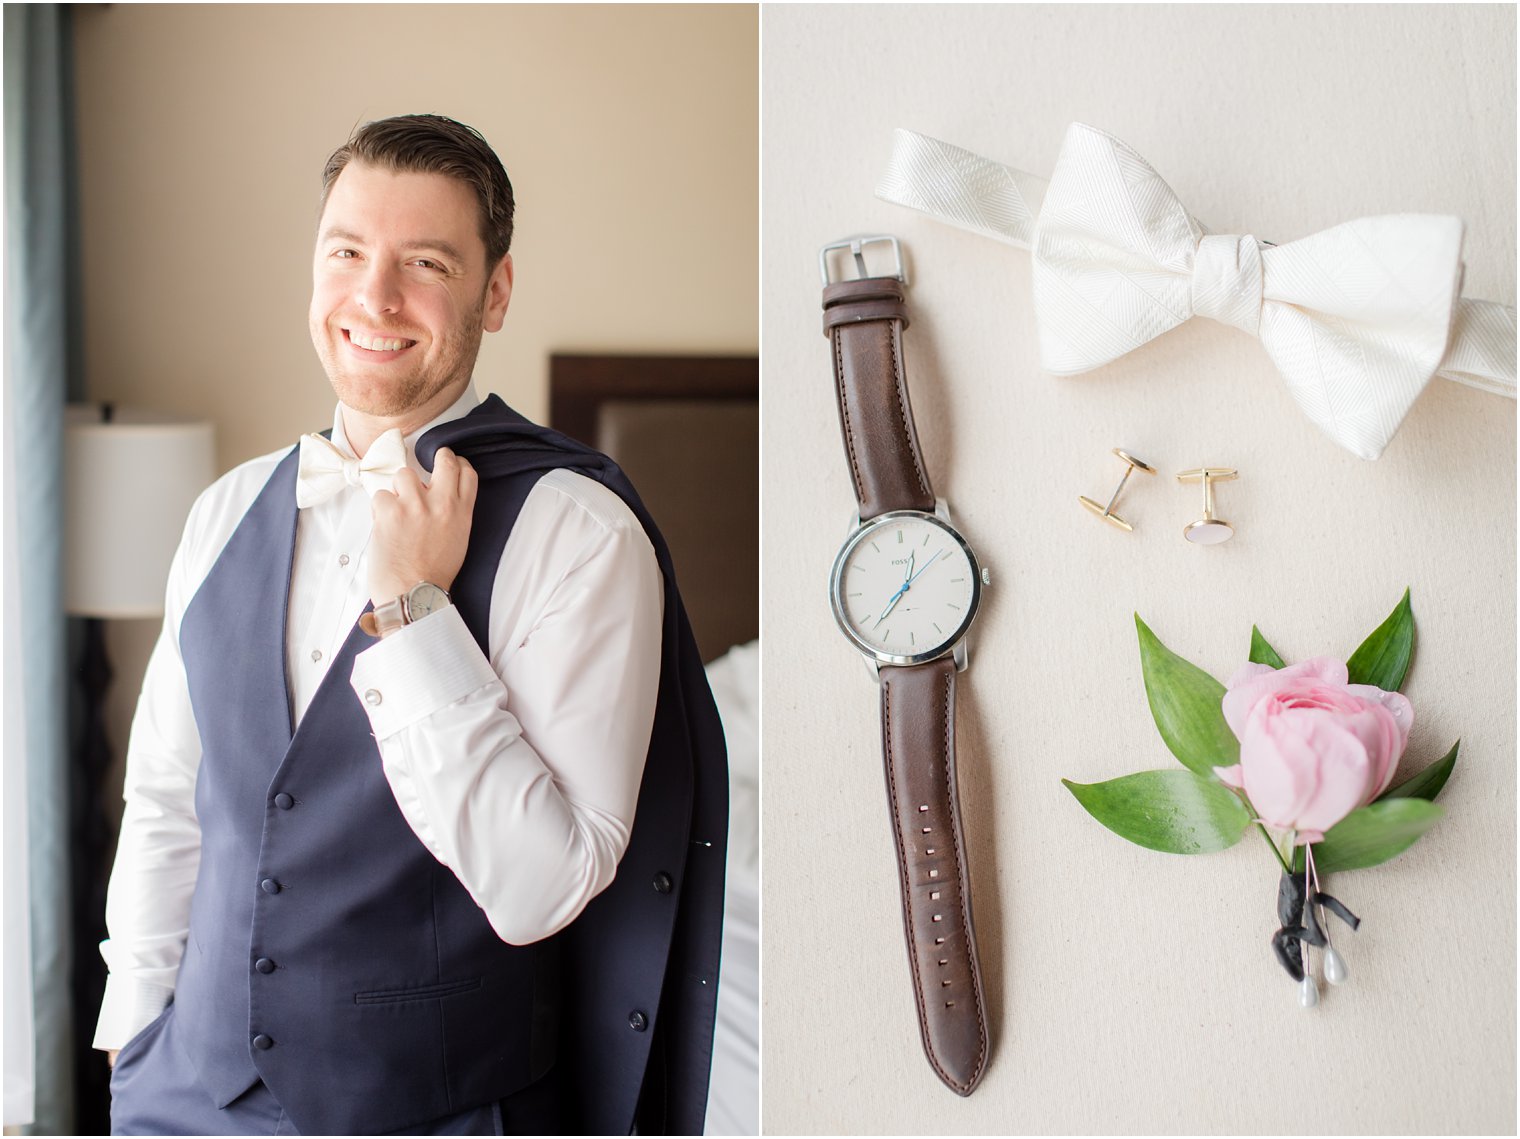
[874,583,909,627]
[903,549,915,582]
[906,549,942,585]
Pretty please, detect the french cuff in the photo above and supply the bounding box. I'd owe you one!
[349,604,499,739]
[94,973,175,1051]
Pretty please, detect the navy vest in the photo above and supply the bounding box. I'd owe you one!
[175,397,728,1135]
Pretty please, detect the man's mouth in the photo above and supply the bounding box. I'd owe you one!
[344,328,419,354]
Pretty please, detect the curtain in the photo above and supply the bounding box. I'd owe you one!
[4,5,81,1132]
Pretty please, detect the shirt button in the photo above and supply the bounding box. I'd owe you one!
[260,878,281,895]
[254,958,276,974]
[273,793,294,810]
[311,649,322,663]
[652,872,674,895]
[364,689,382,707]
[338,554,350,566]
[252,1034,274,1050]
[628,1010,648,1032]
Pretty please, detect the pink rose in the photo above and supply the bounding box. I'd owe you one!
[1213,657,1413,843]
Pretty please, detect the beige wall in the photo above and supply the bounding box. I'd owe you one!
[74,3,757,464]
[71,3,757,821]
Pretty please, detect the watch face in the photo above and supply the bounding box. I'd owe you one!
[406,582,450,622]
[830,511,981,665]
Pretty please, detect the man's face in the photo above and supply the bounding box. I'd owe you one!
[309,162,512,422]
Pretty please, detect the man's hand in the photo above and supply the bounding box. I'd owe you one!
[369,447,478,606]
[107,1049,119,1069]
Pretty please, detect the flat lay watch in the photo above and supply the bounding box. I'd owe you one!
[820,235,991,1096]
[358,580,452,639]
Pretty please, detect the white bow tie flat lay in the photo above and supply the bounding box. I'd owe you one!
[295,427,408,508]
[877,123,1517,460]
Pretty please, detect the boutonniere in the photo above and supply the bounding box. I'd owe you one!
[1063,590,1457,1007]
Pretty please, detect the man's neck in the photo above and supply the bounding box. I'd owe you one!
[341,382,472,457]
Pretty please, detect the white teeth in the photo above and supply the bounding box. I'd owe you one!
[350,331,413,352]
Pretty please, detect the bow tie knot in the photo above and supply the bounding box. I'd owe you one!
[1191,234,1263,335]
[295,427,408,509]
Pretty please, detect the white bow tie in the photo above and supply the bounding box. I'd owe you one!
[877,123,1516,460]
[295,428,408,509]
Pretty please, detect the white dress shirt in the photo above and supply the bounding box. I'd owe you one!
[94,385,663,1051]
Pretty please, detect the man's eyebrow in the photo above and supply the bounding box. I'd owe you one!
[318,227,468,265]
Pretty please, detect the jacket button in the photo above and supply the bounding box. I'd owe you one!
[254,958,276,974]
[628,1010,648,1032]
[252,1034,274,1050]
[652,872,673,894]
[260,878,281,895]
[273,793,295,810]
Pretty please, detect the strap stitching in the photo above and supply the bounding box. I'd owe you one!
[834,329,868,504]
[881,672,952,1089]
[888,322,932,499]
[938,666,986,1085]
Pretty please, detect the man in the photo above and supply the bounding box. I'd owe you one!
[95,114,727,1135]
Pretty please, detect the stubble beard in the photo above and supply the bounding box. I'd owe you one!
[318,304,485,421]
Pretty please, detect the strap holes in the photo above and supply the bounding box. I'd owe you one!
[938,959,948,967]
[930,890,940,900]
[921,827,932,834]
[945,1001,955,1008]
[918,804,929,812]
[925,847,935,855]
[931,914,942,922]
[929,869,939,878]
[934,937,945,945]
[941,979,952,987]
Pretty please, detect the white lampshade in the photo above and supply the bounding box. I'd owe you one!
[64,405,215,618]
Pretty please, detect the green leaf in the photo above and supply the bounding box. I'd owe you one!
[1135,615,1239,775]
[1309,798,1445,873]
[1346,588,1414,692]
[1062,770,1253,855]
[1378,740,1459,803]
[1249,626,1287,669]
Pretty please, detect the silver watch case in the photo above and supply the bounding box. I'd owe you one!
[829,499,984,680]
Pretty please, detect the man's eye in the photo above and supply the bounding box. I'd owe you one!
[413,259,444,271]
[331,249,358,260]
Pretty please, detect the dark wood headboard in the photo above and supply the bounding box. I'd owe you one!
[549,354,758,663]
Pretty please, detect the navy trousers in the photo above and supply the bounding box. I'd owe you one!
[110,1002,561,1135]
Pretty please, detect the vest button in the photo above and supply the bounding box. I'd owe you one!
[273,793,295,810]
[254,958,276,974]
[652,872,674,894]
[364,689,383,706]
[252,1034,274,1050]
[628,1010,648,1032]
[260,878,281,895]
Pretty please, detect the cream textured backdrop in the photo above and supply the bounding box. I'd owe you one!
[760,5,1515,1135]
[69,3,757,822]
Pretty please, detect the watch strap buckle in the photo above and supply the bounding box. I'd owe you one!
[819,234,906,286]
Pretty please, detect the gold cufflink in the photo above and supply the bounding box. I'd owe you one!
[1079,449,1156,532]
[1176,467,1238,544]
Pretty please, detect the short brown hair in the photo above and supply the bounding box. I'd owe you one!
[320,114,515,266]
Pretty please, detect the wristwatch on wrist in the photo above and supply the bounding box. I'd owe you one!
[359,581,451,639]
[820,235,991,1096]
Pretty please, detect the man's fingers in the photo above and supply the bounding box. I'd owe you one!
[430,447,461,496]
[390,467,424,501]
[457,457,478,506]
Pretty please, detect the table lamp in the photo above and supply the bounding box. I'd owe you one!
[62,402,213,1131]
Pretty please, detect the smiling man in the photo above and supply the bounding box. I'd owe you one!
[94,114,727,1136]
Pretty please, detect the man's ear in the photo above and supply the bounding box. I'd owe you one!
[483,253,514,333]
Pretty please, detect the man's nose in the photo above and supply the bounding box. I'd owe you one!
[355,262,404,314]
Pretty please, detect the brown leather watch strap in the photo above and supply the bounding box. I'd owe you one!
[823,276,936,520]
[879,657,988,1096]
